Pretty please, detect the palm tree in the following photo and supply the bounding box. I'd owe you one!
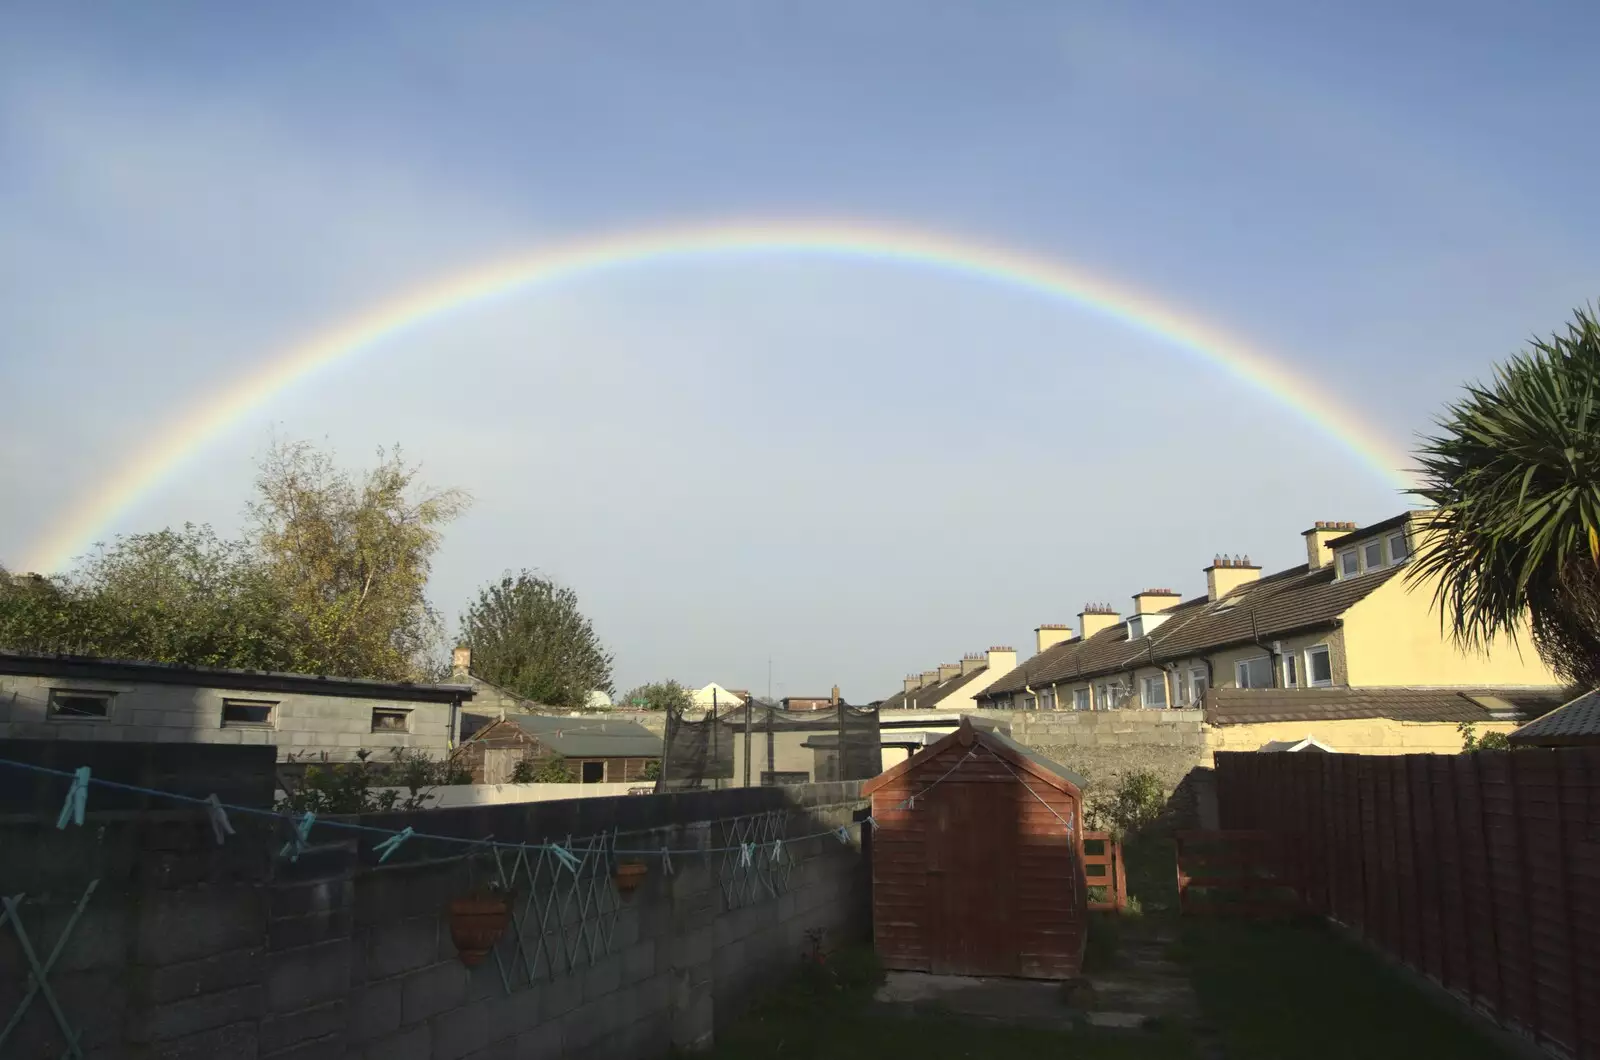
[1409,305,1600,688]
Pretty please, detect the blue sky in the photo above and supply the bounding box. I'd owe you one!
[3,1,1598,699]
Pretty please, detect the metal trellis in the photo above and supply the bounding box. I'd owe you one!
[716,811,794,909]
[489,833,621,993]
[0,880,99,1060]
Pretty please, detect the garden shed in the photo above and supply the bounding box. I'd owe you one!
[861,717,1089,980]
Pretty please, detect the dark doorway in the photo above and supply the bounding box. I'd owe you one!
[582,761,605,783]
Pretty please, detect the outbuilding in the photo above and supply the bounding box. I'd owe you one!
[861,716,1089,979]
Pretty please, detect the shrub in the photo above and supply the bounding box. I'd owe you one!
[1085,770,1167,839]
[1458,722,1514,752]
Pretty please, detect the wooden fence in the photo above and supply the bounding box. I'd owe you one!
[1173,829,1301,917]
[1081,831,1127,912]
[1215,748,1600,1059]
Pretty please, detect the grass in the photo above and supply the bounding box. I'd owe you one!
[1175,917,1516,1059]
[698,945,1198,1060]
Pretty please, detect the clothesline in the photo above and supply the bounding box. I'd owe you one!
[0,756,866,860]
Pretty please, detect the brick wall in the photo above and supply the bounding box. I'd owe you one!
[0,744,868,1060]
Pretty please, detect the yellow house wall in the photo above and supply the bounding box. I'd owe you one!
[1194,629,1349,690]
[1340,569,1559,686]
[1203,716,1516,756]
[931,663,1018,711]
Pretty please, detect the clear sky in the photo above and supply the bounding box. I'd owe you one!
[3,2,1597,701]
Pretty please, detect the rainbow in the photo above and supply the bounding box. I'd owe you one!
[22,218,1415,573]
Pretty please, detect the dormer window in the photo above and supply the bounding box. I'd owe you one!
[1388,532,1411,563]
[1337,549,1359,578]
[1336,528,1413,579]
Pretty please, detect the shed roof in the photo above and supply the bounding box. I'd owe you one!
[1508,689,1600,746]
[500,714,663,758]
[863,717,1087,796]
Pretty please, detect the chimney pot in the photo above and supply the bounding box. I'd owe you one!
[451,645,472,677]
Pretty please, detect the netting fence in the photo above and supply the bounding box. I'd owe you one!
[657,702,881,791]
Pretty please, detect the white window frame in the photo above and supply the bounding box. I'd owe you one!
[1142,674,1168,709]
[1073,687,1091,711]
[1337,549,1359,578]
[1305,644,1334,687]
[1282,653,1299,689]
[1362,539,1385,571]
[1387,531,1410,563]
[1039,688,1057,712]
[1236,655,1273,689]
[1190,666,1208,704]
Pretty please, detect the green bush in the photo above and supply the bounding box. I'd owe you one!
[276,747,469,814]
[1085,770,1168,839]
[1457,722,1514,752]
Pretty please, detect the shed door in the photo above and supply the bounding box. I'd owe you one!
[925,781,1020,977]
[483,749,519,785]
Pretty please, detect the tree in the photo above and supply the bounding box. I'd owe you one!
[523,753,577,783]
[459,571,614,708]
[249,440,469,681]
[617,680,694,713]
[0,526,295,669]
[1410,306,1600,688]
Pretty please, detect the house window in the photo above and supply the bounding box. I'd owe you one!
[1236,656,1273,689]
[48,689,113,719]
[371,707,412,733]
[1023,694,1038,711]
[1306,645,1333,687]
[1073,688,1091,711]
[1337,549,1358,578]
[1283,654,1299,689]
[1142,675,1168,709]
[1039,689,1057,711]
[221,698,276,727]
[1190,666,1209,703]
[1388,532,1410,563]
[1362,540,1385,570]
[581,761,605,783]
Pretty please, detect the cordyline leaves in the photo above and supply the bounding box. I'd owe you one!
[1408,305,1600,686]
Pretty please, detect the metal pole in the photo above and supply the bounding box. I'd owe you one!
[710,688,719,791]
[743,690,753,788]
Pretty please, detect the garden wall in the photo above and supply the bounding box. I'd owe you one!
[0,738,869,1059]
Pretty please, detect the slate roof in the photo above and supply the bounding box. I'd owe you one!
[502,715,663,757]
[1204,686,1566,727]
[879,665,990,710]
[979,561,1405,700]
[1325,513,1415,550]
[1508,689,1600,746]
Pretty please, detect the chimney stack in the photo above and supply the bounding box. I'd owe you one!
[1079,603,1121,639]
[1302,520,1357,570]
[1205,555,1262,601]
[903,674,920,695]
[1035,624,1076,655]
[918,670,939,688]
[830,685,840,706]
[451,645,472,678]
[959,652,986,677]
[937,662,962,683]
[985,646,1018,678]
[1131,588,1182,616]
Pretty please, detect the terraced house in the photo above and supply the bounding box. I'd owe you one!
[976,512,1563,716]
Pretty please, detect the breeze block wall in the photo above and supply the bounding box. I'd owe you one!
[0,738,869,1060]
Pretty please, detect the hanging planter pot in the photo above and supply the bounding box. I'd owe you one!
[614,860,648,901]
[447,889,511,967]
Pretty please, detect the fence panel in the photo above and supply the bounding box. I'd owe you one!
[1213,748,1600,1059]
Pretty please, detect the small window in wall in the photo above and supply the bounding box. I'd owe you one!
[1073,688,1091,711]
[1337,549,1358,578]
[1388,532,1410,563]
[1141,675,1168,709]
[1306,645,1333,687]
[1023,694,1038,711]
[1362,540,1384,570]
[48,689,113,719]
[1038,689,1057,711]
[371,707,412,733]
[221,698,276,727]
[581,761,605,783]
[1283,654,1299,688]
[1236,656,1273,689]
[1190,667,1209,703]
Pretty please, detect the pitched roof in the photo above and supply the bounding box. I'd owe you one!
[1508,689,1600,746]
[879,665,990,710]
[1324,512,1415,550]
[0,649,473,703]
[862,717,1086,796]
[501,715,663,757]
[1204,686,1566,726]
[979,562,1403,699]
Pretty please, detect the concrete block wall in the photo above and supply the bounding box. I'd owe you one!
[0,753,868,1060]
[0,673,454,762]
[997,709,1210,794]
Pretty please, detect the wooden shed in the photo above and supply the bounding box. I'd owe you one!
[861,717,1089,979]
